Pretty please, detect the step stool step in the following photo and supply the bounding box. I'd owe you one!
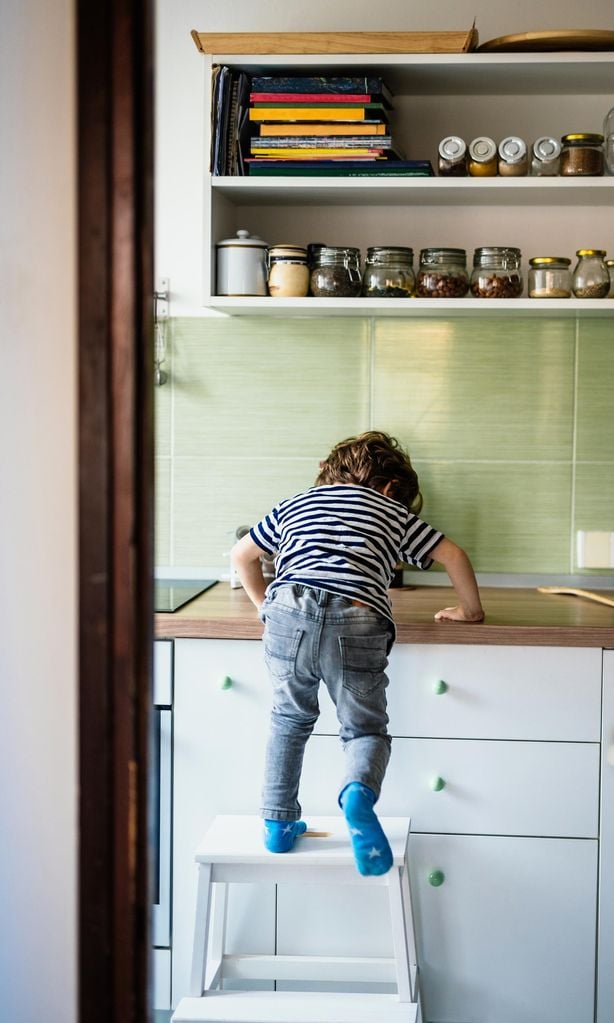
[194,815,410,868]
[172,991,418,1023]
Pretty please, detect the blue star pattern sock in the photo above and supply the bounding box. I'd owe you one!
[263,819,307,853]
[340,782,393,876]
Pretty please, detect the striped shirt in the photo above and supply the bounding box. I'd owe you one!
[250,484,443,626]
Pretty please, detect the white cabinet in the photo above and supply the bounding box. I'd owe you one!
[172,639,606,1021]
[198,49,614,318]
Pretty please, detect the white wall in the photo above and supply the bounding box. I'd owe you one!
[155,0,614,313]
[0,1,77,1021]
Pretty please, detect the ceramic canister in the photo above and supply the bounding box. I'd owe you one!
[216,229,268,296]
[267,244,309,297]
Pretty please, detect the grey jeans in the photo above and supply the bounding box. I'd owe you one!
[260,583,394,821]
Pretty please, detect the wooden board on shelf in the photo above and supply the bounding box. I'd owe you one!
[477,29,614,52]
[191,28,478,56]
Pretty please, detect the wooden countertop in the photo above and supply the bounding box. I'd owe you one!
[155,584,614,647]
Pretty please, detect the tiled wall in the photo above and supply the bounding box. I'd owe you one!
[155,315,613,577]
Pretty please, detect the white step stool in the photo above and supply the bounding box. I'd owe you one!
[172,814,420,1023]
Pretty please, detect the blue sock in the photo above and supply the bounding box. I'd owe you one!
[340,782,393,876]
[263,819,307,853]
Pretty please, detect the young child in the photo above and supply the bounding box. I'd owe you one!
[231,431,484,876]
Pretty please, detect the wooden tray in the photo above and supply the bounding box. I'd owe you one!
[477,29,614,52]
[191,27,479,56]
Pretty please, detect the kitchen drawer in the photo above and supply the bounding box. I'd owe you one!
[299,735,600,838]
[315,645,602,741]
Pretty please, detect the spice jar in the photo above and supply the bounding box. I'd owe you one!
[530,136,561,176]
[498,136,528,176]
[438,136,468,177]
[310,246,362,297]
[605,107,614,175]
[362,247,414,298]
[606,259,614,296]
[572,249,609,298]
[266,245,310,297]
[560,134,604,176]
[528,257,572,299]
[470,247,523,298]
[468,137,497,177]
[416,248,469,298]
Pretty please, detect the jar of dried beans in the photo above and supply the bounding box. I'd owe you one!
[470,247,523,298]
[362,246,415,298]
[572,249,609,298]
[310,246,362,297]
[416,248,469,297]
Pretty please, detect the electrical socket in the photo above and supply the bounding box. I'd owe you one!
[576,531,614,569]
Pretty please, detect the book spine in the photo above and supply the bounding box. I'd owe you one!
[249,92,371,103]
[251,148,384,157]
[250,75,384,93]
[258,122,386,136]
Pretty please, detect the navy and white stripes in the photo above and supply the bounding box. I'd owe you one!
[250,484,443,624]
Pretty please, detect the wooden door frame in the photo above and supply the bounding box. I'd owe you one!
[77,1,154,1020]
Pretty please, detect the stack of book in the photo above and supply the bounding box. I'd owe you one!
[245,73,433,177]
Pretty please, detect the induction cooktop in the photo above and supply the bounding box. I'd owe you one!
[155,579,218,613]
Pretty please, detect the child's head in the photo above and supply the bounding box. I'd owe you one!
[315,431,423,513]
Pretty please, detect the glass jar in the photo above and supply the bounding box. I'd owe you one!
[572,249,609,298]
[468,137,497,177]
[310,246,362,297]
[438,136,468,177]
[470,247,523,298]
[560,133,604,176]
[362,246,414,298]
[267,244,310,297]
[416,248,469,298]
[528,257,572,299]
[530,136,561,176]
[498,136,528,177]
[606,259,614,296]
[604,107,614,175]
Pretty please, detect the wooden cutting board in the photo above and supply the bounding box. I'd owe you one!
[478,29,614,52]
[538,586,614,608]
[191,28,479,55]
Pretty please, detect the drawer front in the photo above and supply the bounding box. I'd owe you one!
[300,735,599,838]
[316,645,602,741]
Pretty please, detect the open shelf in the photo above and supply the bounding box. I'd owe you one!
[207,297,614,318]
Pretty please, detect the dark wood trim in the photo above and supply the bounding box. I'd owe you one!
[78,1,154,1020]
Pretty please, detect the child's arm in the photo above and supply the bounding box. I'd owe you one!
[230,532,268,609]
[429,537,485,623]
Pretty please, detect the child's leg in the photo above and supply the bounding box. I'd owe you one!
[339,781,392,876]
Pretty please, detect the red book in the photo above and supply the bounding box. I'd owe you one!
[249,92,372,103]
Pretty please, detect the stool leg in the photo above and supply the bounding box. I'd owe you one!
[205,882,228,991]
[387,866,412,1002]
[401,862,418,999]
[189,863,212,997]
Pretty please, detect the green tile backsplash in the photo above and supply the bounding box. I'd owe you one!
[156,315,613,576]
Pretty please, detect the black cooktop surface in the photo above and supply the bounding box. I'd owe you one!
[155,579,218,613]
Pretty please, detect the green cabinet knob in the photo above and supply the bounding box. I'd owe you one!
[428,870,445,887]
[220,675,233,690]
[431,776,446,792]
[433,679,448,695]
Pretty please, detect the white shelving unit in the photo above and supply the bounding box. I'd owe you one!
[201,50,614,317]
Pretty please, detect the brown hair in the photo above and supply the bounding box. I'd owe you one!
[315,431,423,513]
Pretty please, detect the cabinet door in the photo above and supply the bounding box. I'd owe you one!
[410,833,597,1023]
[172,639,275,1005]
[598,650,614,1023]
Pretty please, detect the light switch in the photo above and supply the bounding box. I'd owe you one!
[576,531,614,568]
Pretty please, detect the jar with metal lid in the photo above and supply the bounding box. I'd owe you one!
[530,136,561,176]
[560,134,604,176]
[468,137,497,177]
[606,259,614,296]
[438,136,468,177]
[310,246,362,297]
[528,257,572,299]
[267,244,309,297]
[572,249,609,298]
[361,246,414,298]
[498,136,528,177]
[605,107,614,175]
[470,247,523,298]
[416,248,469,298]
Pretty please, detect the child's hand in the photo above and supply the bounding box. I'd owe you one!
[434,606,484,623]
